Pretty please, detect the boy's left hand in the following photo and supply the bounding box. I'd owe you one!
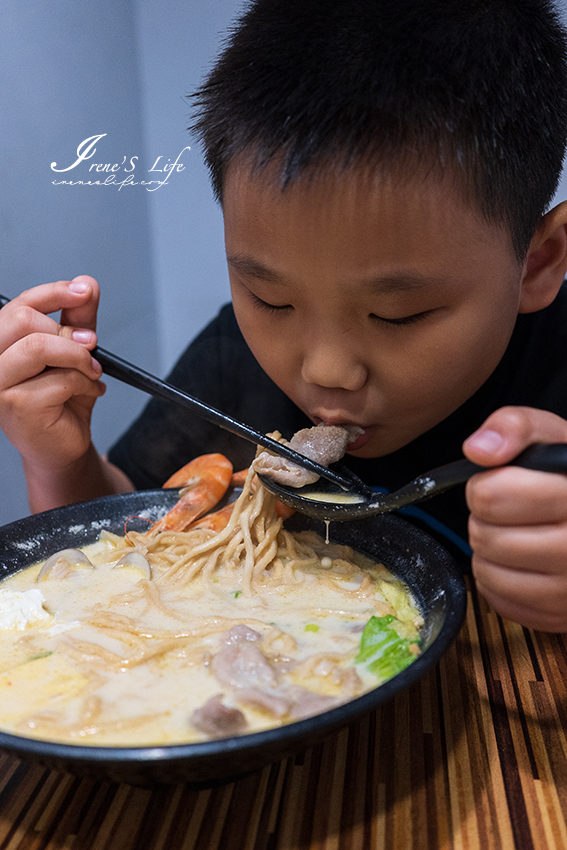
[463,406,567,632]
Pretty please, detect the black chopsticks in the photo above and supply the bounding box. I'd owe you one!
[0,294,353,489]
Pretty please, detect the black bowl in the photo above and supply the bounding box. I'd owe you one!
[0,490,466,787]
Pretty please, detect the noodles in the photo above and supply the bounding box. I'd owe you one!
[0,468,424,746]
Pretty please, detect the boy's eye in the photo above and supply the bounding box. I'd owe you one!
[370,310,431,327]
[249,292,292,314]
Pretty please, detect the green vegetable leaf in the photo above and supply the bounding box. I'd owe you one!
[305,624,319,633]
[356,616,418,681]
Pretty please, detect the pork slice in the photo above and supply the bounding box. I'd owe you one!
[253,424,363,487]
[286,685,342,720]
[191,694,248,738]
[236,686,292,718]
[212,643,279,690]
[289,424,363,463]
[220,625,262,646]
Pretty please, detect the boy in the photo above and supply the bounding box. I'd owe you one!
[1,0,567,632]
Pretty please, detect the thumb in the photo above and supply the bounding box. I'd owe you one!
[463,406,567,467]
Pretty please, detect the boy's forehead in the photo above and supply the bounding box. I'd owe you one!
[222,156,519,273]
[223,154,422,206]
[224,155,482,230]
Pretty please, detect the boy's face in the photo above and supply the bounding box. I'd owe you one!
[223,162,524,457]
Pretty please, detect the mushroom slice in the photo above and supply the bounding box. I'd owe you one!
[112,551,151,579]
[37,548,94,581]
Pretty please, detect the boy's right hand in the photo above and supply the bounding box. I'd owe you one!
[0,277,106,473]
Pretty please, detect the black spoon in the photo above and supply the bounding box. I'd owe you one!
[0,294,351,490]
[257,443,567,521]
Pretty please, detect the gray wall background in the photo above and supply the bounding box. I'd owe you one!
[1,0,567,526]
[0,0,245,525]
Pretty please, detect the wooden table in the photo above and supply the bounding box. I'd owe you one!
[0,576,566,850]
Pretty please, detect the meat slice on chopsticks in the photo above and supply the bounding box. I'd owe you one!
[253,424,363,487]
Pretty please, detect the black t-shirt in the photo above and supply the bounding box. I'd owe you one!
[108,284,567,571]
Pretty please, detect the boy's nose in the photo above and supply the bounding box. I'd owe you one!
[301,343,367,392]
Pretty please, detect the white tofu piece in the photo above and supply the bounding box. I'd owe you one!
[0,589,51,630]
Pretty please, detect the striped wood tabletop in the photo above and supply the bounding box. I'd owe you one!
[0,576,566,850]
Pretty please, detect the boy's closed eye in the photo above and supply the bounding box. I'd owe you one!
[247,291,293,314]
[248,289,435,327]
[369,310,433,327]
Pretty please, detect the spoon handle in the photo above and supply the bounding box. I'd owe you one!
[373,443,567,511]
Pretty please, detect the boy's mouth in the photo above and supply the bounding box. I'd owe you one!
[344,428,372,452]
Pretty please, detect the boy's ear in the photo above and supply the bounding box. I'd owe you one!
[519,200,567,313]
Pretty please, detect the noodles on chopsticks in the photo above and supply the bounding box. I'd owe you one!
[105,466,355,596]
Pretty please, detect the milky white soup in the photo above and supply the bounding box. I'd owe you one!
[0,480,423,747]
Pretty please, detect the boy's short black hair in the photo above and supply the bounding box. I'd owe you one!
[192,0,567,260]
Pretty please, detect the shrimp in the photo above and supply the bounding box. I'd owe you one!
[191,467,295,531]
[189,468,251,532]
[230,469,250,488]
[149,454,233,533]
[150,459,293,536]
[275,501,295,521]
[192,502,236,532]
